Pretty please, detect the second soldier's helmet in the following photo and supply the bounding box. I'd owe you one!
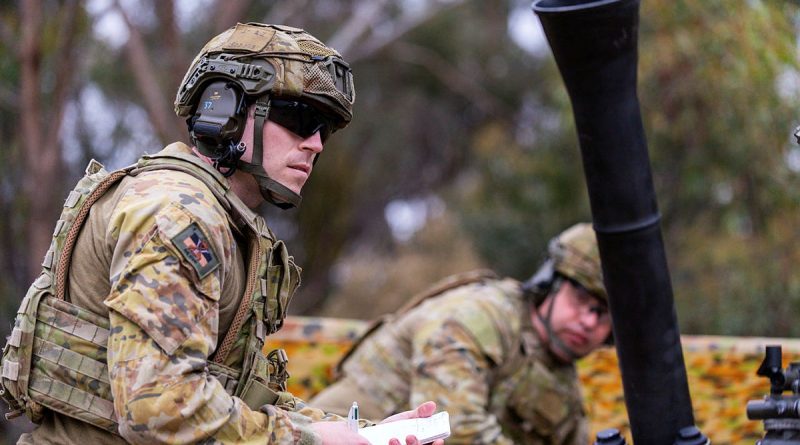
[523,222,607,303]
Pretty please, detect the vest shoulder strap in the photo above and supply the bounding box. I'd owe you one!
[135,148,267,237]
[54,161,134,301]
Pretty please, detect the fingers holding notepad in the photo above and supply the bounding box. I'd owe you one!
[362,402,450,445]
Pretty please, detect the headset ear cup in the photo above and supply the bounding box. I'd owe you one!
[522,259,556,305]
[191,81,248,158]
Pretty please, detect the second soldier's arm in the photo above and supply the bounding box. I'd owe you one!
[406,304,515,445]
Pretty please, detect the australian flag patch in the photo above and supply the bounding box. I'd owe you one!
[171,222,220,279]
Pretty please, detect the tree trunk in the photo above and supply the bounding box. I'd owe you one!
[19,0,83,280]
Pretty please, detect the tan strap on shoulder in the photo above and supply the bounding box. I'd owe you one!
[335,269,499,375]
[212,237,262,364]
[394,269,499,315]
[55,170,130,302]
[136,150,266,239]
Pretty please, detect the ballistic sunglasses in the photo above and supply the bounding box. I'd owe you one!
[268,99,333,142]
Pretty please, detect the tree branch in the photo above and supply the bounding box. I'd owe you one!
[213,0,250,33]
[326,0,388,54]
[337,0,465,63]
[262,0,313,26]
[115,0,185,144]
[20,0,60,275]
[20,0,42,159]
[390,41,505,115]
[44,0,81,152]
[153,0,188,87]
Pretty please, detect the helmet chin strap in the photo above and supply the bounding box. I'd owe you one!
[236,97,302,209]
[534,280,581,363]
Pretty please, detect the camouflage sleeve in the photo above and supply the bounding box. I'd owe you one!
[283,395,351,423]
[408,318,514,445]
[103,174,320,445]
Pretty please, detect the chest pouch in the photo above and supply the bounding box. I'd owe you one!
[234,239,300,410]
[208,213,301,411]
[263,240,301,335]
[503,357,582,440]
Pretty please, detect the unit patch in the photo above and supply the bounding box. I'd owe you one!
[171,222,219,279]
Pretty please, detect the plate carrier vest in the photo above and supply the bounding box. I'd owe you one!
[0,150,301,434]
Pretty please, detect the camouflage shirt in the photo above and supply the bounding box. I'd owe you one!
[327,278,588,445]
[18,143,325,445]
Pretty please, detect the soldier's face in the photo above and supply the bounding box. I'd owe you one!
[233,111,325,208]
[259,119,324,195]
[536,280,612,361]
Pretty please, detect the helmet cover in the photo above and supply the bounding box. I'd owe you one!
[175,23,355,130]
[549,222,607,301]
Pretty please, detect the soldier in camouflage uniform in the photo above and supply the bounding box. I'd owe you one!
[3,23,441,445]
[311,223,614,444]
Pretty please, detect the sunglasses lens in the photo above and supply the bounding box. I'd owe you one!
[268,100,332,142]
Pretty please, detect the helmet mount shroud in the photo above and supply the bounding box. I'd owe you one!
[175,23,355,209]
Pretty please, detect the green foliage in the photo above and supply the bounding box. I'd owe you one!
[451,0,800,336]
[638,0,800,335]
[3,0,800,338]
[452,120,590,279]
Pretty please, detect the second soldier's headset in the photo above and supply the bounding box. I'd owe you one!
[523,260,588,361]
[521,258,557,304]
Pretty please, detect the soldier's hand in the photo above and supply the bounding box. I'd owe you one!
[310,421,370,444]
[310,419,442,445]
[389,435,444,445]
[380,401,445,445]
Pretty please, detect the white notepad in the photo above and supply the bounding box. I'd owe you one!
[358,411,450,444]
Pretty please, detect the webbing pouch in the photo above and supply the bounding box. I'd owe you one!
[29,295,116,432]
[208,362,241,396]
[0,275,54,422]
[239,349,279,410]
[263,241,301,335]
[0,287,117,431]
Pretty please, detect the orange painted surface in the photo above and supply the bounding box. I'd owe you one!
[266,316,800,444]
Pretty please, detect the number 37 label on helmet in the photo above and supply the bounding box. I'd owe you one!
[171,222,220,279]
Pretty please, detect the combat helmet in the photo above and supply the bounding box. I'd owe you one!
[549,222,606,301]
[523,222,606,303]
[174,22,355,208]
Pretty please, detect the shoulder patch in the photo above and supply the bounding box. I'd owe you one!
[171,222,220,279]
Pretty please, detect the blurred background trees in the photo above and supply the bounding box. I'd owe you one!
[2,0,800,338]
[0,0,798,442]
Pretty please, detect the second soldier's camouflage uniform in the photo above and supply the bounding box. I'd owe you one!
[311,275,589,445]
